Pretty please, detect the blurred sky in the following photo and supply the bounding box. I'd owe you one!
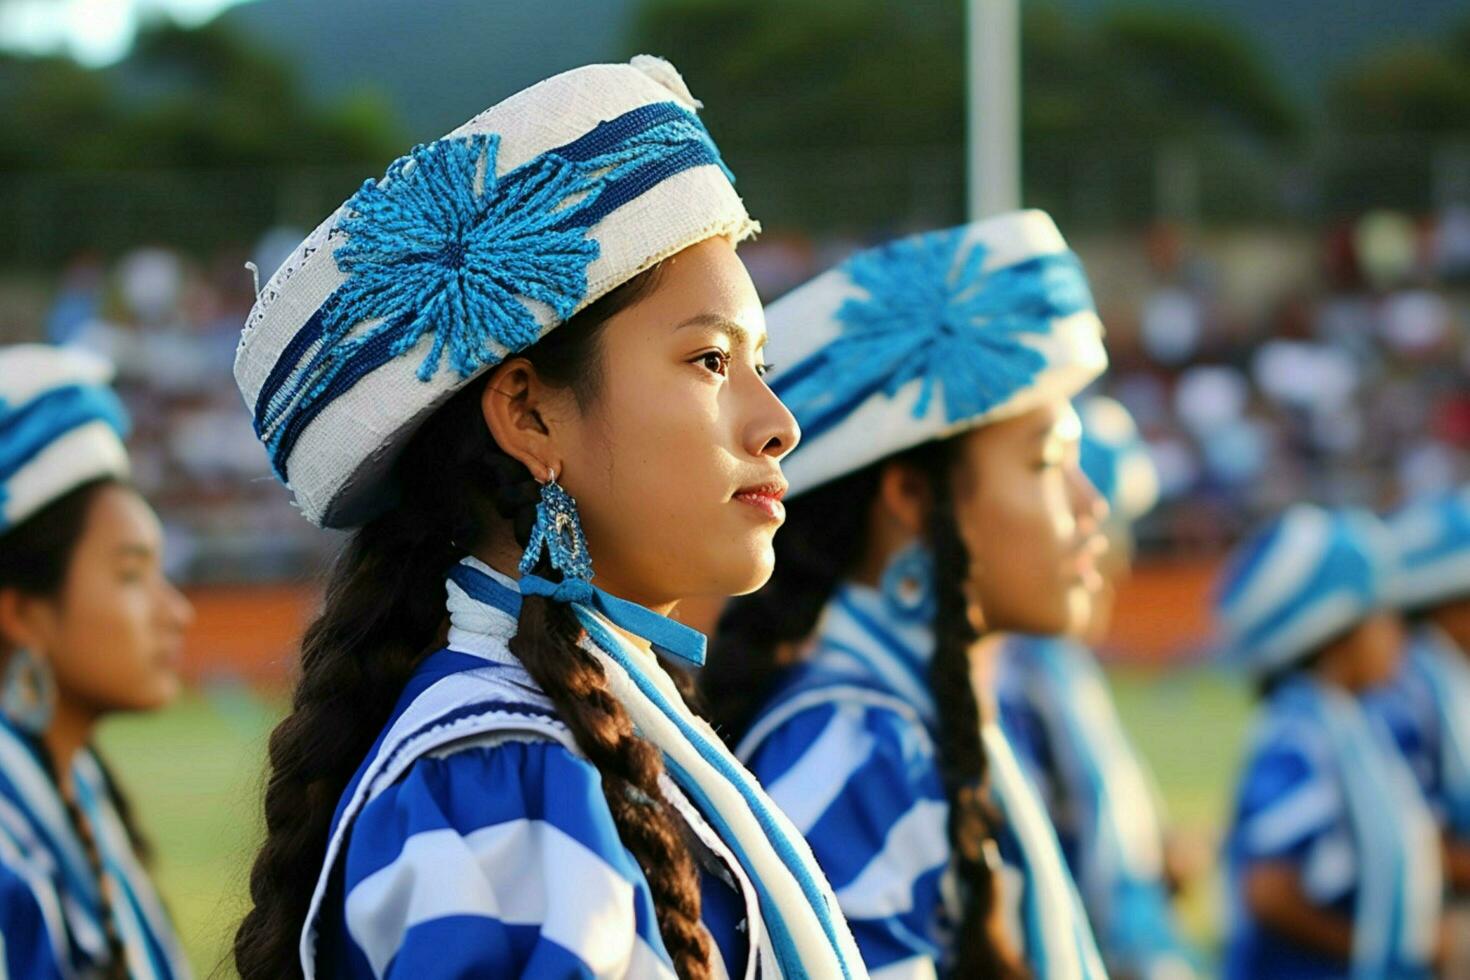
[0,0,251,66]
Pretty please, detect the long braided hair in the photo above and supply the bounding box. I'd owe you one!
[706,441,1027,979]
[234,266,715,980]
[0,478,157,979]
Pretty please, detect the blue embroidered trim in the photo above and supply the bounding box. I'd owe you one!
[0,385,129,523]
[772,231,1095,446]
[253,101,730,480]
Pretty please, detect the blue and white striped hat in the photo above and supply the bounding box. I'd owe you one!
[1214,504,1392,676]
[1387,485,1470,611]
[763,211,1108,497]
[0,344,130,533]
[1078,395,1159,524]
[235,56,757,528]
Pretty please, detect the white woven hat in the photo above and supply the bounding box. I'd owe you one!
[235,56,757,528]
[1214,505,1392,677]
[1078,395,1160,524]
[0,344,130,532]
[1387,485,1470,611]
[762,210,1108,498]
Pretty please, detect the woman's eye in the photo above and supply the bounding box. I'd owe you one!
[698,351,730,376]
[755,362,773,378]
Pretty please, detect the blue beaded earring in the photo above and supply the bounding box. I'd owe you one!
[880,541,936,623]
[515,468,709,667]
[519,470,594,591]
[1,648,55,735]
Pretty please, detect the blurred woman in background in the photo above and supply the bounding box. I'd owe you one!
[995,395,1198,980]
[231,58,866,979]
[706,212,1111,978]
[1216,504,1442,979]
[1368,486,1470,972]
[0,344,193,979]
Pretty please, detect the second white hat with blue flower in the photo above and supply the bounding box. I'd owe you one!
[762,210,1108,497]
[235,56,757,528]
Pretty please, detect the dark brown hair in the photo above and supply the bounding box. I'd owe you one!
[706,443,1027,979]
[234,266,716,979]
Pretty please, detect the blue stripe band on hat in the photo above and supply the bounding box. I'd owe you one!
[1215,508,1388,671]
[771,249,1094,446]
[1233,546,1376,657]
[0,384,129,489]
[253,101,730,481]
[1393,490,1470,602]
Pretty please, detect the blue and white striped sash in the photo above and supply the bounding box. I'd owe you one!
[1289,679,1441,977]
[1000,636,1194,975]
[0,719,188,979]
[1411,628,1470,835]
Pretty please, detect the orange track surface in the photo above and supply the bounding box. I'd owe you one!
[182,558,1221,687]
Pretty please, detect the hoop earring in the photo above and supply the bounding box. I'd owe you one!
[880,541,936,623]
[2,649,55,735]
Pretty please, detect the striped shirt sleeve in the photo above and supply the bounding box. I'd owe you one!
[334,737,676,979]
[746,701,949,978]
[1234,734,1341,865]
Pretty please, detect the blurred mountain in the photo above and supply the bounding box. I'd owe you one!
[216,0,637,140]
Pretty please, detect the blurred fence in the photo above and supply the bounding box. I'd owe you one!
[3,134,1470,269]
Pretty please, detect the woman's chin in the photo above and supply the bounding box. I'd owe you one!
[711,540,777,598]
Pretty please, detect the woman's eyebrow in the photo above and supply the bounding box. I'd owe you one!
[673,313,768,352]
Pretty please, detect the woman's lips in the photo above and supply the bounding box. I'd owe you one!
[1070,539,1105,593]
[733,482,787,522]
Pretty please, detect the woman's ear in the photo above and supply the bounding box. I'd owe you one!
[0,588,49,658]
[479,358,562,482]
[876,461,932,537]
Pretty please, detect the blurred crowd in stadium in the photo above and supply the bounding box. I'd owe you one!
[10,202,1466,585]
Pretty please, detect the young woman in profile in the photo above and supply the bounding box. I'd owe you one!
[0,344,193,979]
[707,212,1111,978]
[995,396,1199,980]
[231,58,865,979]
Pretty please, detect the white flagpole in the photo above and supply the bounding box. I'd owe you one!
[967,0,1021,219]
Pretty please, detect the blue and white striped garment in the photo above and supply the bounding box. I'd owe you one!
[0,716,189,979]
[736,583,1105,979]
[1224,676,1441,980]
[996,634,1196,979]
[306,558,865,979]
[1366,624,1470,837]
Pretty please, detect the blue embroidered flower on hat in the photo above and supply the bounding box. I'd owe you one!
[762,211,1109,498]
[332,134,601,383]
[775,228,1094,443]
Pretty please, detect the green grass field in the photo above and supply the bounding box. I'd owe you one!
[96,668,1252,977]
